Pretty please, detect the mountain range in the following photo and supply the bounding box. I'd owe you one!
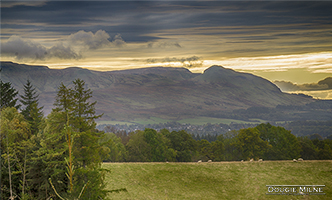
[1,61,317,123]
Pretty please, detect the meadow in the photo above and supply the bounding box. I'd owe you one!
[104,160,332,200]
[97,116,266,126]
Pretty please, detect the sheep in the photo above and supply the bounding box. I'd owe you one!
[258,159,263,162]
[298,158,304,162]
[293,159,297,162]
[197,160,202,163]
[250,158,254,162]
[208,160,212,163]
[241,160,244,162]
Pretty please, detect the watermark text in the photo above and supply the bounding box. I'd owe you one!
[266,185,325,195]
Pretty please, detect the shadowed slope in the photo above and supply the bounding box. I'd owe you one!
[1,62,314,121]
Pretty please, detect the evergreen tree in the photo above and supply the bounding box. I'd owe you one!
[0,80,20,109]
[29,102,44,135]
[20,80,44,135]
[70,79,107,199]
[45,79,107,199]
[70,79,104,168]
[53,82,74,124]
[28,111,68,199]
[71,79,102,132]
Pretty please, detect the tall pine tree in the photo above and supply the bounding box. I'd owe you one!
[72,79,102,132]
[71,79,103,167]
[70,79,107,199]
[53,82,73,118]
[38,79,107,199]
[0,80,20,109]
[20,79,43,135]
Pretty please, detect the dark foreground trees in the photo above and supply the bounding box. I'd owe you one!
[0,80,20,109]
[20,79,44,135]
[1,79,108,200]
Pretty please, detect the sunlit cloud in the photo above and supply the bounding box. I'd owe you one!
[290,90,332,100]
[68,30,112,50]
[273,80,329,92]
[146,56,202,68]
[195,52,332,73]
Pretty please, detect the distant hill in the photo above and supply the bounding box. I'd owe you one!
[1,61,317,122]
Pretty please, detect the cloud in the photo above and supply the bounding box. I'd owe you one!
[68,30,126,49]
[1,35,80,60]
[1,1,46,8]
[1,35,49,60]
[68,30,111,50]
[146,56,202,68]
[147,56,200,63]
[48,43,81,60]
[318,77,332,89]
[274,80,330,92]
[147,42,182,48]
[112,34,126,47]
[1,29,125,60]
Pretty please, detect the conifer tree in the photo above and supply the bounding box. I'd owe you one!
[20,80,43,135]
[29,102,44,135]
[71,79,103,168]
[53,82,74,124]
[71,78,102,132]
[40,79,107,199]
[69,79,107,199]
[0,80,20,109]
[28,111,68,200]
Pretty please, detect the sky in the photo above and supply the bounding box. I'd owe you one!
[1,1,332,98]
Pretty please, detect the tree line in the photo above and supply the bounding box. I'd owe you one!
[102,123,332,163]
[1,79,332,199]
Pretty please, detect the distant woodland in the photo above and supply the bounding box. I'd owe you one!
[1,78,331,200]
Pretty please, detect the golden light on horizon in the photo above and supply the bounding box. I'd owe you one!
[4,51,331,74]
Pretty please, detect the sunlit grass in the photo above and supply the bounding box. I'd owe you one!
[103,160,332,200]
[177,117,266,125]
[96,121,136,125]
[97,117,267,126]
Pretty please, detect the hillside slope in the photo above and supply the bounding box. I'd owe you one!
[1,62,314,121]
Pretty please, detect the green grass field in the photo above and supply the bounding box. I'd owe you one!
[97,116,267,126]
[177,117,266,125]
[103,160,332,200]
